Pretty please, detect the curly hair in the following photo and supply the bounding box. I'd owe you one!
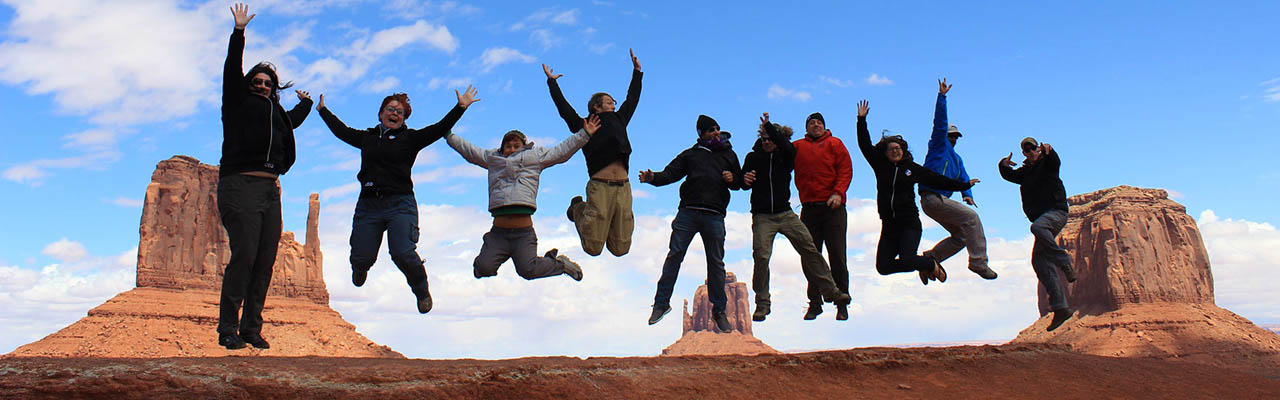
[244,62,293,98]
[379,92,412,119]
[757,122,794,140]
[875,135,914,162]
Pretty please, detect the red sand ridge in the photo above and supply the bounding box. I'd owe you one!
[662,272,779,356]
[1012,185,1280,375]
[6,156,400,358]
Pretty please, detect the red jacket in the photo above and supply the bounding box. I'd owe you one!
[793,131,853,204]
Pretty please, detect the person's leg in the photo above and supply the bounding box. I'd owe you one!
[896,219,936,273]
[750,213,780,310]
[799,205,827,307]
[605,181,635,257]
[1032,236,1069,312]
[239,180,281,339]
[701,212,729,315]
[573,181,609,256]
[386,195,430,300]
[654,210,698,309]
[349,197,388,281]
[510,227,568,280]
[779,211,840,299]
[875,221,913,275]
[920,194,967,262]
[825,205,849,295]
[1031,210,1070,266]
[216,175,260,339]
[472,228,511,279]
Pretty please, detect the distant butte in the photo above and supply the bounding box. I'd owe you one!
[662,272,779,356]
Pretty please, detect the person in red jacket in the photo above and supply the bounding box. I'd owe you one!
[792,112,854,321]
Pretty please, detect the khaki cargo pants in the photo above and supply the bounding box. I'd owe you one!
[570,179,634,256]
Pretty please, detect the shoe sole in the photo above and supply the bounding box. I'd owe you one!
[648,307,671,325]
[558,255,583,281]
[970,266,998,280]
[1046,310,1074,331]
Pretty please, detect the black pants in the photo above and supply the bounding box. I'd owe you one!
[216,174,281,338]
[876,216,934,275]
[801,203,848,306]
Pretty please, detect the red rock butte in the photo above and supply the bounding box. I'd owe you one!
[6,156,400,358]
[662,272,779,356]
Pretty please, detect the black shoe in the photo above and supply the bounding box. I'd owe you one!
[352,269,368,287]
[544,248,559,259]
[219,334,247,350]
[752,304,770,322]
[824,291,851,306]
[713,311,732,333]
[567,196,584,222]
[1046,308,1074,332]
[970,265,999,280]
[240,334,270,349]
[803,304,823,320]
[835,305,849,321]
[557,255,583,281]
[417,293,433,314]
[1060,262,1078,283]
[648,304,672,325]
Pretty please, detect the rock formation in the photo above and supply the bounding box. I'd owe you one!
[663,272,779,356]
[1013,186,1280,375]
[8,156,400,358]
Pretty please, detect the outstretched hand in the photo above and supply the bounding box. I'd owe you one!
[857,99,869,117]
[456,85,481,108]
[963,196,977,207]
[584,114,602,135]
[967,178,981,187]
[760,112,770,125]
[231,3,255,29]
[638,169,655,183]
[295,90,310,102]
[1000,152,1017,168]
[630,48,641,71]
[542,64,562,80]
[1041,143,1053,154]
[939,78,952,95]
[317,94,325,110]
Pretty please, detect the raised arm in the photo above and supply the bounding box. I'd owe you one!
[616,49,643,125]
[1043,144,1061,175]
[646,153,689,187]
[287,90,313,128]
[222,4,255,111]
[855,100,878,166]
[760,112,795,156]
[444,132,489,168]
[928,79,952,153]
[412,85,479,148]
[999,153,1025,184]
[544,64,585,132]
[317,96,365,149]
[538,114,600,168]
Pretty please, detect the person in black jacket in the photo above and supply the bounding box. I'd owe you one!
[1000,137,1076,331]
[217,3,313,350]
[741,112,850,322]
[855,100,976,286]
[543,49,641,258]
[315,86,480,316]
[640,115,743,333]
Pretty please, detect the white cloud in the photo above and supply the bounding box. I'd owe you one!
[866,73,894,86]
[550,9,579,25]
[518,8,580,27]
[1262,77,1280,102]
[41,238,88,263]
[0,247,136,354]
[106,197,144,208]
[427,76,475,90]
[479,47,536,73]
[530,29,561,49]
[382,0,481,20]
[819,75,854,88]
[767,84,812,102]
[305,20,458,90]
[588,43,615,55]
[1197,210,1280,321]
[362,76,401,93]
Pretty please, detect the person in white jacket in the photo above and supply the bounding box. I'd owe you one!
[446,115,602,281]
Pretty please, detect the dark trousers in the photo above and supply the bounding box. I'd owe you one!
[875,216,935,275]
[654,209,727,313]
[350,194,429,300]
[473,226,566,280]
[801,204,848,306]
[1031,209,1071,311]
[216,174,281,337]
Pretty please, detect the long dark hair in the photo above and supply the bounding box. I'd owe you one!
[875,135,914,162]
[587,92,611,113]
[244,62,293,100]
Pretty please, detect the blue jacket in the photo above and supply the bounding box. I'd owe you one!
[920,93,973,199]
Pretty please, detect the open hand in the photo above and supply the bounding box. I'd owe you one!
[317,94,325,110]
[939,78,952,95]
[963,196,977,207]
[295,90,310,102]
[231,3,255,29]
[456,85,481,108]
[584,114,601,135]
[743,170,757,186]
[967,178,980,187]
[630,48,641,71]
[543,64,562,80]
[638,169,655,183]
[857,99,869,117]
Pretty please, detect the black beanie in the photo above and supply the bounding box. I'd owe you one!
[806,112,825,126]
[696,114,719,134]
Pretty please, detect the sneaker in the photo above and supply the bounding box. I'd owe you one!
[648,304,671,325]
[803,303,823,320]
[557,255,583,281]
[713,311,732,333]
[566,196,584,222]
[931,258,948,283]
[752,304,770,322]
[970,265,998,280]
[352,269,367,287]
[824,291,851,306]
[835,304,849,321]
[918,269,932,285]
[544,248,559,259]
[1060,262,1078,283]
[417,293,433,314]
[240,334,270,349]
[218,334,247,350]
[1046,308,1074,332]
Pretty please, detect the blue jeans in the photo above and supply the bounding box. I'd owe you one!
[350,194,429,300]
[654,209,727,313]
[1031,209,1071,311]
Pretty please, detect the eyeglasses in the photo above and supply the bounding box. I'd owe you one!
[384,106,405,116]
[250,78,273,87]
[1022,145,1037,153]
[886,146,904,152]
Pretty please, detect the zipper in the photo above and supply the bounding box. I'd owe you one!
[768,152,774,212]
[890,165,898,219]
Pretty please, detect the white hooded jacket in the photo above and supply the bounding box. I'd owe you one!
[446,129,590,212]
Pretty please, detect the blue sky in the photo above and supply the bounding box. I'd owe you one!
[1,1,1278,358]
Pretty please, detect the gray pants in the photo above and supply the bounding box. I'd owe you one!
[920,192,989,271]
[1030,210,1071,311]
[751,210,841,308]
[474,226,567,280]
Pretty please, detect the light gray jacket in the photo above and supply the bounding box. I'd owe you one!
[446,129,590,212]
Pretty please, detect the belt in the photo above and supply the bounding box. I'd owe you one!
[591,177,628,186]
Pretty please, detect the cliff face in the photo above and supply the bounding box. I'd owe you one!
[663,272,778,356]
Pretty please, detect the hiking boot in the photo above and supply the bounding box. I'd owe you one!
[752,304,770,322]
[1060,262,1078,283]
[648,304,672,325]
[931,257,948,283]
[566,196,584,222]
[803,303,823,320]
[352,269,368,287]
[558,255,583,281]
[544,248,559,259]
[1046,308,1074,332]
[918,269,932,285]
[219,334,247,350]
[970,265,998,280]
[417,293,433,314]
[824,291,852,306]
[240,334,270,349]
[713,311,733,333]
[835,304,849,321]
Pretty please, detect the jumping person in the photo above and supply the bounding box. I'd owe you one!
[641,115,743,333]
[854,100,976,285]
[741,112,851,322]
[919,79,997,280]
[793,110,854,321]
[543,49,642,257]
[316,86,481,315]
[217,3,313,350]
[445,116,604,282]
[1000,137,1076,331]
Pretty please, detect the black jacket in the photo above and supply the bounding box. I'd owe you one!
[220,28,311,177]
[647,135,744,215]
[548,69,641,176]
[856,116,971,220]
[319,105,466,198]
[741,122,795,214]
[999,149,1068,221]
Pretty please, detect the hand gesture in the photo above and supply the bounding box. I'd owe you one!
[963,196,977,207]
[857,99,869,117]
[721,171,734,184]
[638,169,655,183]
[760,112,770,125]
[317,94,326,110]
[939,78,952,95]
[743,170,757,186]
[456,85,481,108]
[630,48,641,71]
[295,90,311,102]
[967,178,981,187]
[584,114,601,135]
[826,194,843,208]
[1000,152,1017,168]
[1041,143,1053,155]
[231,3,255,29]
[543,64,562,80]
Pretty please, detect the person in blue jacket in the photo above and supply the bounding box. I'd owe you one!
[918,79,998,281]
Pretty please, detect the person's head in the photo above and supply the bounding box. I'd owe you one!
[588,92,616,114]
[947,123,963,147]
[876,135,912,164]
[805,112,827,138]
[697,115,721,140]
[1020,137,1042,164]
[757,122,794,153]
[501,130,528,156]
[244,62,292,99]
[379,93,412,130]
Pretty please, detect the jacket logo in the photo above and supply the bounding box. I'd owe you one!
[389,135,397,140]
[904,169,912,176]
